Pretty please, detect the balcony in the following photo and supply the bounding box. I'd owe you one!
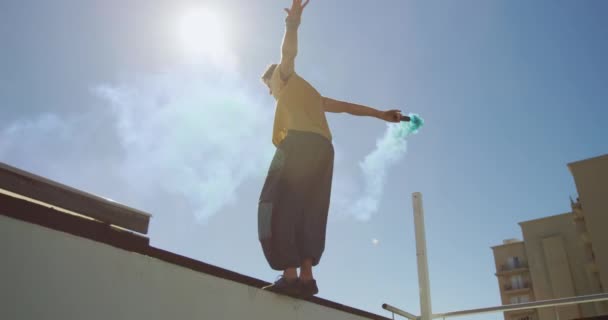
[574,220,591,245]
[503,282,532,294]
[496,262,529,276]
[571,199,584,221]
[508,311,537,320]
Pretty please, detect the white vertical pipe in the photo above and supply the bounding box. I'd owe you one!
[413,192,432,320]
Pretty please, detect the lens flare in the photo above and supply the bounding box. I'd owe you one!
[177,7,233,66]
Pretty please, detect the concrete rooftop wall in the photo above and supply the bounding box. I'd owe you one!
[0,214,381,320]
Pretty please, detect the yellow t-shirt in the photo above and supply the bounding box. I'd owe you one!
[270,68,332,147]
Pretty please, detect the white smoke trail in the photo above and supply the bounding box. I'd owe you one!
[93,67,275,222]
[0,64,275,224]
[349,116,423,221]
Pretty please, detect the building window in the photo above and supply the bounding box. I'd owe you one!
[511,275,524,289]
[509,295,530,304]
[508,256,521,269]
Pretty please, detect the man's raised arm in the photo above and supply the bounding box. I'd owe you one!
[279,0,309,81]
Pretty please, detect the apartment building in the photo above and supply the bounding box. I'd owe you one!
[492,239,537,320]
[492,155,608,320]
[568,155,608,294]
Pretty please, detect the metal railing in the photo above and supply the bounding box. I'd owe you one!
[504,282,532,291]
[500,262,529,272]
[432,293,608,318]
[382,193,608,320]
[384,286,608,319]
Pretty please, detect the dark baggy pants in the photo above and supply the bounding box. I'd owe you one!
[258,130,334,271]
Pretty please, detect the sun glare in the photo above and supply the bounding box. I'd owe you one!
[177,7,232,65]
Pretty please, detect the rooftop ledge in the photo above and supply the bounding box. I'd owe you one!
[0,163,390,320]
[0,161,150,234]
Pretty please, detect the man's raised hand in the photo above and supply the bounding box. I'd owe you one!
[285,0,310,20]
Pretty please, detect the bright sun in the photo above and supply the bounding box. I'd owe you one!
[177,7,231,64]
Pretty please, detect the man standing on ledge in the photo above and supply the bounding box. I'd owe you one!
[259,0,404,298]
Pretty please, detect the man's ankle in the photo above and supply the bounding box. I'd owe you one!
[283,268,298,281]
[299,274,314,281]
[300,258,314,281]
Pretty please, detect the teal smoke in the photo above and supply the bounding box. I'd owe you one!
[351,113,424,220]
[395,113,424,139]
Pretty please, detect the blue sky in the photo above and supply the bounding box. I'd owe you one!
[2,0,607,317]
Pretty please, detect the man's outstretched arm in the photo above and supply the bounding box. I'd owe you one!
[323,97,403,123]
[279,0,309,81]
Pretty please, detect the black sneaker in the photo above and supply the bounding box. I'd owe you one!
[262,276,300,297]
[299,279,319,298]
